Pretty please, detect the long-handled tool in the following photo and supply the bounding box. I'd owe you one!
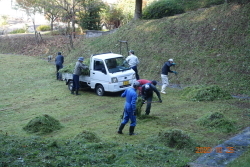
[143,101,161,104]
[119,40,129,56]
[173,65,182,89]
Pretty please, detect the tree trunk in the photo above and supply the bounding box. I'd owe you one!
[72,16,76,38]
[71,0,76,38]
[134,0,142,20]
[50,20,53,32]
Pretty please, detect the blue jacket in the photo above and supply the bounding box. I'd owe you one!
[161,61,173,75]
[55,54,64,66]
[121,87,137,112]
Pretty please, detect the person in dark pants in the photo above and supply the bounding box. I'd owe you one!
[55,52,64,80]
[126,50,140,80]
[118,81,140,135]
[141,82,162,115]
[72,57,88,95]
[137,79,157,95]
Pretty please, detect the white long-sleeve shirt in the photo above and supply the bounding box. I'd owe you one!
[126,54,139,67]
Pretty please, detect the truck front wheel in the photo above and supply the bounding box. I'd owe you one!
[96,85,105,96]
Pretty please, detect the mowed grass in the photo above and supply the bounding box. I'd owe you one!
[0,54,249,166]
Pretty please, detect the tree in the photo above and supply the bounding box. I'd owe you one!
[134,0,142,19]
[101,3,124,30]
[54,0,83,38]
[78,0,105,30]
[40,1,61,32]
[16,0,44,44]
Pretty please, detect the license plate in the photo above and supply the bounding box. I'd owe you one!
[123,81,129,85]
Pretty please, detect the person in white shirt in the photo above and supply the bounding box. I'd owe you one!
[126,50,140,80]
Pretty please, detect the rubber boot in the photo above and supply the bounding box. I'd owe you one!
[129,126,136,135]
[71,89,75,94]
[76,89,81,95]
[117,124,125,134]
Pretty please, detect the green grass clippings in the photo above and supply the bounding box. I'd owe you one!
[197,112,237,133]
[23,114,63,134]
[158,129,197,150]
[181,85,232,101]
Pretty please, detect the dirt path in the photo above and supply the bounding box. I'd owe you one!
[189,127,250,167]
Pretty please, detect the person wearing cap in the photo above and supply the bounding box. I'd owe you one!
[118,81,140,135]
[55,52,64,80]
[160,58,177,94]
[141,82,162,115]
[137,79,157,95]
[71,57,88,95]
[126,50,140,80]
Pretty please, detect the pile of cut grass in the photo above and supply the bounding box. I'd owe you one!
[74,130,101,143]
[158,129,197,150]
[181,85,232,101]
[59,58,90,75]
[196,112,236,133]
[23,114,63,134]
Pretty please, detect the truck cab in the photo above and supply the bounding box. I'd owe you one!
[64,52,136,96]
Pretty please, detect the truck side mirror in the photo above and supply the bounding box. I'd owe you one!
[101,68,107,74]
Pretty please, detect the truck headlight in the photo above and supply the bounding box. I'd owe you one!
[132,74,136,79]
[111,77,118,83]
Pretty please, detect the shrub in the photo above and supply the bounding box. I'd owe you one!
[9,28,25,34]
[36,25,51,31]
[142,0,185,19]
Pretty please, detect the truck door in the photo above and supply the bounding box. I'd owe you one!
[90,59,109,87]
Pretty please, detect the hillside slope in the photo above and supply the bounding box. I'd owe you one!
[71,3,250,96]
[0,3,249,95]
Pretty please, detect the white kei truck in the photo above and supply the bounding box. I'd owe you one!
[62,52,136,96]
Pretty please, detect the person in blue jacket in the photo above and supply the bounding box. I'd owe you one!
[141,82,162,115]
[55,52,64,80]
[117,81,140,135]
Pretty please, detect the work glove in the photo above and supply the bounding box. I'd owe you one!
[159,99,162,103]
[173,71,178,75]
[172,63,176,66]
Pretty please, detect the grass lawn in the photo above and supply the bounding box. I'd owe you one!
[0,54,249,166]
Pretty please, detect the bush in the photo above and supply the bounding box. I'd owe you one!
[9,28,25,34]
[36,25,51,31]
[142,0,185,19]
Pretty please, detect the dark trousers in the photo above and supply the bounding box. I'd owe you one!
[121,108,137,127]
[132,66,139,80]
[56,64,63,80]
[145,96,153,115]
[73,74,80,90]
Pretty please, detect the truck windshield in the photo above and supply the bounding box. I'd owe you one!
[105,57,130,73]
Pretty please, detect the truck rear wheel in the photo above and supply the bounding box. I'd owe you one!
[68,81,73,91]
[96,85,105,96]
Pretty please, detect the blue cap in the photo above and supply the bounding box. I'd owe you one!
[78,57,84,61]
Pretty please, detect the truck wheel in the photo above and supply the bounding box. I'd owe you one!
[68,81,73,91]
[96,85,105,96]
